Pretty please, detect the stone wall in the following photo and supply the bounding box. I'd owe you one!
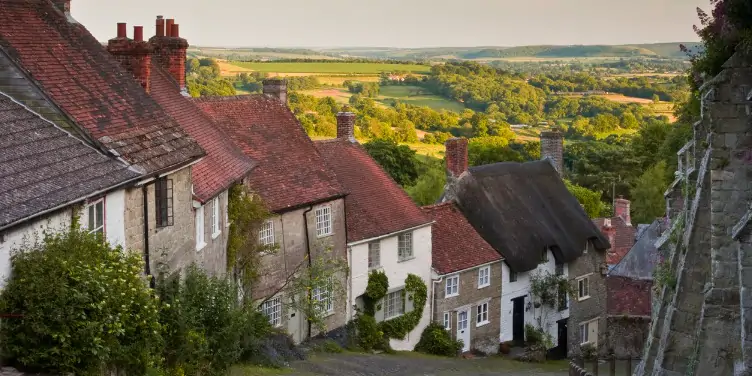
[606,316,650,359]
[568,241,608,358]
[195,190,229,277]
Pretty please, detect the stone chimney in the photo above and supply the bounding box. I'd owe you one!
[540,129,564,176]
[614,196,632,226]
[336,110,356,142]
[263,78,287,104]
[445,138,468,178]
[149,16,189,95]
[52,0,70,14]
[107,23,154,93]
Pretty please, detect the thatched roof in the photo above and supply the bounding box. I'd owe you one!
[449,160,610,273]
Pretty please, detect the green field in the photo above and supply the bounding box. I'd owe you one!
[228,62,431,74]
[301,85,465,113]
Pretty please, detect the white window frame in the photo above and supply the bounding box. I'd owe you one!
[477,266,490,288]
[445,275,459,298]
[211,197,221,239]
[443,311,451,331]
[368,241,381,269]
[261,296,283,327]
[384,289,405,319]
[259,220,275,246]
[195,205,206,251]
[85,198,105,236]
[577,274,591,301]
[315,205,333,237]
[476,302,489,326]
[397,231,414,261]
[312,278,333,314]
[579,319,598,345]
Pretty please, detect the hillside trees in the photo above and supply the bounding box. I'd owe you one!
[362,139,421,186]
[185,57,237,97]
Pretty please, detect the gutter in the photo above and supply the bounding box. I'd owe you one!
[273,193,348,215]
[302,205,314,340]
[347,221,435,247]
[135,156,204,187]
[432,260,504,279]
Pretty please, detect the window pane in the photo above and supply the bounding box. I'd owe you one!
[88,205,95,229]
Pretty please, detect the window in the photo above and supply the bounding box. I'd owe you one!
[155,178,174,227]
[580,320,598,345]
[368,242,381,269]
[558,284,569,311]
[211,197,221,238]
[312,278,333,314]
[477,266,490,288]
[86,199,104,236]
[384,290,405,319]
[315,205,332,237]
[398,232,413,261]
[555,262,564,276]
[583,240,589,254]
[578,275,590,300]
[259,220,274,246]
[445,275,459,297]
[541,248,548,263]
[509,270,518,282]
[443,312,451,330]
[261,297,282,327]
[476,302,489,326]
[195,205,206,250]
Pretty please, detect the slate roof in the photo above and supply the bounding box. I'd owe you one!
[0,0,205,174]
[315,139,432,243]
[422,202,501,275]
[192,95,345,212]
[148,65,256,203]
[594,216,636,265]
[0,92,140,229]
[448,160,610,273]
[609,218,665,280]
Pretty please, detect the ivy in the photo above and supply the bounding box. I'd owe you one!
[363,270,389,316]
[379,274,428,340]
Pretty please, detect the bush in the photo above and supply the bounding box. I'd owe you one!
[524,324,543,345]
[414,323,462,357]
[354,315,386,351]
[0,225,162,376]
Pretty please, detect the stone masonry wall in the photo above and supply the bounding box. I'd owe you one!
[606,316,650,359]
[433,262,503,354]
[568,242,608,358]
[195,190,229,277]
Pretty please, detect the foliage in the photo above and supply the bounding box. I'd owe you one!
[564,180,609,218]
[363,270,389,316]
[581,343,598,360]
[186,58,237,97]
[631,161,670,224]
[524,324,544,346]
[363,139,421,186]
[405,156,447,206]
[378,274,428,340]
[345,81,380,97]
[0,223,162,376]
[529,271,574,309]
[414,323,463,357]
[354,315,386,351]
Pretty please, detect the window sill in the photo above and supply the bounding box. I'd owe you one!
[320,310,335,319]
[196,242,207,252]
[211,231,221,240]
[476,320,490,328]
[398,256,415,263]
[477,284,490,289]
[385,313,404,321]
[445,293,459,299]
[578,295,591,302]
[317,233,333,239]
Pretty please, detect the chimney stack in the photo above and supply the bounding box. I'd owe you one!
[263,78,288,104]
[107,23,154,93]
[614,196,632,226]
[149,16,189,95]
[445,138,469,178]
[53,0,70,14]
[540,129,564,176]
[336,110,356,142]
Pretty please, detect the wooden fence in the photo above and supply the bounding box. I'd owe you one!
[569,357,639,376]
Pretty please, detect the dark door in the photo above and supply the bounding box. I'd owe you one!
[556,319,568,359]
[512,296,525,346]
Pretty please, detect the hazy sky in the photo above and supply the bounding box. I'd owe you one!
[72,0,706,48]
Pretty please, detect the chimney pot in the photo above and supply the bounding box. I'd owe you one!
[540,129,564,176]
[133,26,144,42]
[165,19,175,37]
[614,198,632,226]
[117,23,127,39]
[263,78,288,104]
[336,111,357,142]
[172,24,180,38]
[156,16,165,37]
[445,137,469,178]
[53,0,70,14]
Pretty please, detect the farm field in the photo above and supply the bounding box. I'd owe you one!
[301,85,465,112]
[309,134,445,158]
[228,61,431,74]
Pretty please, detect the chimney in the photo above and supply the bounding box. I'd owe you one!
[52,0,70,14]
[149,16,189,94]
[263,78,288,104]
[107,23,154,93]
[540,129,564,176]
[614,196,632,226]
[336,110,356,142]
[445,138,468,178]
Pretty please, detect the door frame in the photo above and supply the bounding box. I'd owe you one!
[456,307,470,353]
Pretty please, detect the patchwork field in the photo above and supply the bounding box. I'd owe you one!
[228,61,431,74]
[301,85,465,112]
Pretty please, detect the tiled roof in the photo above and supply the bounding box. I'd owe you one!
[0,0,205,174]
[315,139,432,243]
[594,216,637,265]
[610,218,665,280]
[422,202,501,275]
[148,66,256,202]
[0,92,140,228]
[607,275,652,316]
[192,95,345,212]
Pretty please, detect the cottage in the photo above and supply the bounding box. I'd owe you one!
[422,202,502,354]
[192,81,349,343]
[314,112,434,350]
[440,136,609,357]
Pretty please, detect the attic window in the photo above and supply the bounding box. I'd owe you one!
[509,270,518,283]
[155,178,174,228]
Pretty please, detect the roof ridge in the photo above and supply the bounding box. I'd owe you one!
[421,201,455,211]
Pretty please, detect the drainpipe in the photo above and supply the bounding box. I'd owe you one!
[302,206,314,339]
[142,184,154,288]
[431,275,445,324]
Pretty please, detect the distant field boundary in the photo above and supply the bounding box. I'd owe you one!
[227,61,431,74]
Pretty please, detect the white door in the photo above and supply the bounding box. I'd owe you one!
[456,309,470,353]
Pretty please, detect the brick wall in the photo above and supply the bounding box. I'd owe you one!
[606,276,651,316]
[433,262,503,354]
[568,242,608,358]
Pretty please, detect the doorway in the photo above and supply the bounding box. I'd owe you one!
[456,308,470,353]
[512,296,525,346]
[548,318,568,359]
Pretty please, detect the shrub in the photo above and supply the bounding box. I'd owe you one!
[0,224,162,376]
[354,315,385,351]
[524,324,543,345]
[414,323,462,357]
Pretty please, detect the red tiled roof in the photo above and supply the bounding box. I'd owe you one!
[422,202,502,275]
[0,0,204,174]
[191,95,345,212]
[148,66,256,202]
[594,216,636,265]
[607,275,652,316]
[315,139,432,243]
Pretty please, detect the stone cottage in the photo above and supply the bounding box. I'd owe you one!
[440,137,609,357]
[422,202,503,354]
[192,82,349,343]
[314,113,434,350]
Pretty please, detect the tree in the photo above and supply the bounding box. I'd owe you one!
[631,161,669,224]
[405,157,446,205]
[564,180,608,218]
[363,139,420,186]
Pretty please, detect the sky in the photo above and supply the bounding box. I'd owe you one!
[72,0,706,48]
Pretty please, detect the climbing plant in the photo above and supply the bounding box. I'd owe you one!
[529,271,574,308]
[363,270,389,316]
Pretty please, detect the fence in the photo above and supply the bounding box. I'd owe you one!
[569,357,640,376]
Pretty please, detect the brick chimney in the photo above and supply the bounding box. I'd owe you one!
[445,138,468,178]
[614,196,632,226]
[149,16,189,95]
[336,110,356,142]
[52,0,70,14]
[263,78,288,104]
[540,129,564,176]
[107,23,154,93]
